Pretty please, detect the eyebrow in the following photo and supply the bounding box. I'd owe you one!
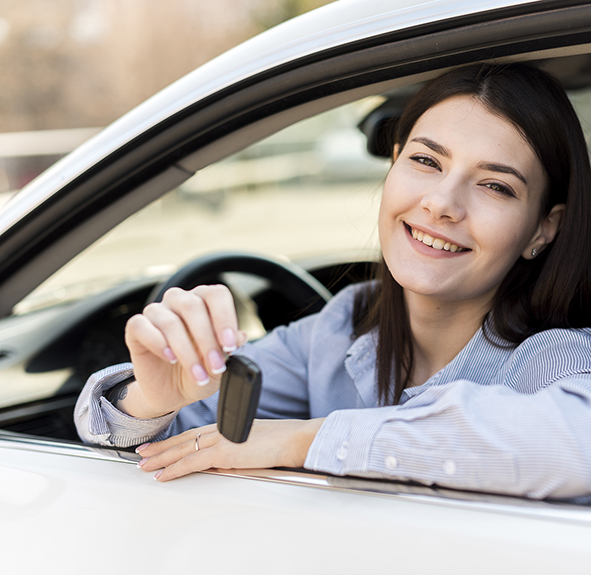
[410,137,450,158]
[410,136,528,185]
[477,162,528,185]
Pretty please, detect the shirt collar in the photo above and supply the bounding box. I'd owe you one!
[344,322,508,406]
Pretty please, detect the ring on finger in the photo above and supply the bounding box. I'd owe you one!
[195,433,202,451]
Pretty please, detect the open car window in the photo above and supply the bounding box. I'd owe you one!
[0,96,389,416]
[5,65,591,419]
[13,98,386,317]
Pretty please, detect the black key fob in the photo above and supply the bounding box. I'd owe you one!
[217,355,262,443]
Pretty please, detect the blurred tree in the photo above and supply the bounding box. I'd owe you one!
[0,0,335,133]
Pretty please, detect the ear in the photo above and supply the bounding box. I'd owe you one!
[393,143,400,162]
[522,203,566,259]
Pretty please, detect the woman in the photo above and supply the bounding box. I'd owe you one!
[75,63,591,500]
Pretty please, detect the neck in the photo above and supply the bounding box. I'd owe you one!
[404,290,491,386]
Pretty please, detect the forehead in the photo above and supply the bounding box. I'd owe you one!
[412,96,524,143]
[409,96,542,169]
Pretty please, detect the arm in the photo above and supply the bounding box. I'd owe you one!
[129,368,591,495]
[74,284,247,446]
[74,363,180,447]
[75,281,342,446]
[305,375,591,500]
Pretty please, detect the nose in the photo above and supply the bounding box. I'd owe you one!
[419,175,466,222]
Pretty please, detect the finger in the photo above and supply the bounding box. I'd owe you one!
[139,430,218,473]
[192,285,240,353]
[237,330,249,349]
[163,287,228,376]
[143,300,210,385]
[125,313,178,364]
[136,424,217,456]
[153,444,221,481]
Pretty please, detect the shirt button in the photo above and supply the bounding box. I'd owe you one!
[443,460,457,475]
[336,442,349,461]
[385,456,398,470]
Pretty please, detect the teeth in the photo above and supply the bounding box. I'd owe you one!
[410,227,464,253]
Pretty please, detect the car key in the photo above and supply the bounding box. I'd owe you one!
[217,355,262,443]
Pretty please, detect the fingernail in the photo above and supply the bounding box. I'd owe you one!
[222,328,237,353]
[154,470,163,480]
[135,443,151,453]
[238,330,249,347]
[137,457,149,468]
[192,364,210,386]
[209,350,226,375]
[163,347,178,364]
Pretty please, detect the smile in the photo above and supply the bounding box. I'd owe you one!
[408,225,468,252]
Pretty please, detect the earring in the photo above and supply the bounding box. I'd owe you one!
[531,247,538,258]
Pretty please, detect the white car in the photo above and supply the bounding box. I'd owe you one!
[1,1,591,573]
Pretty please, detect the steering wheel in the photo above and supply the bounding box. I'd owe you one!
[147,252,333,321]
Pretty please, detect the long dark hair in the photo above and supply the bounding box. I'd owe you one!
[354,62,591,405]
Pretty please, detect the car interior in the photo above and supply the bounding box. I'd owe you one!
[2,48,591,453]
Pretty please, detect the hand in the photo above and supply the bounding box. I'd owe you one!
[121,285,248,418]
[136,418,325,481]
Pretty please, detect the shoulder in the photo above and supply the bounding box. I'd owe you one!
[501,328,591,391]
[516,327,591,355]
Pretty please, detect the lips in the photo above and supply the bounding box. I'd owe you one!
[404,223,469,253]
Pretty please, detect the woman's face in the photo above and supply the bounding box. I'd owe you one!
[379,95,550,306]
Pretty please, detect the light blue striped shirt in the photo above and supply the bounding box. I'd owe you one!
[74,283,591,500]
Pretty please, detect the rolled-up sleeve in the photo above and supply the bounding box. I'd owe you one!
[74,363,179,447]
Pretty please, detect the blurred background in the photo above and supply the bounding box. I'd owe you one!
[0,0,334,195]
[0,0,387,320]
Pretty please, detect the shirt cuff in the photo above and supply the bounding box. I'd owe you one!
[304,408,384,475]
[75,362,178,448]
[98,396,178,448]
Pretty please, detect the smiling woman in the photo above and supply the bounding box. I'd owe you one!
[75,62,591,500]
[357,63,590,406]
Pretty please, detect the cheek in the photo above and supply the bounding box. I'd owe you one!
[378,171,395,233]
[379,166,415,223]
[476,206,537,264]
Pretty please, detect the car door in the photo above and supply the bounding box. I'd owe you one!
[2,1,591,573]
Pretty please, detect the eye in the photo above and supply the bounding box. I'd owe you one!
[482,181,516,198]
[409,154,440,170]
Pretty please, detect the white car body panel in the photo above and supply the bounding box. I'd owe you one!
[2,438,590,575]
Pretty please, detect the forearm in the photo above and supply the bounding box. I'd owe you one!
[105,378,174,419]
